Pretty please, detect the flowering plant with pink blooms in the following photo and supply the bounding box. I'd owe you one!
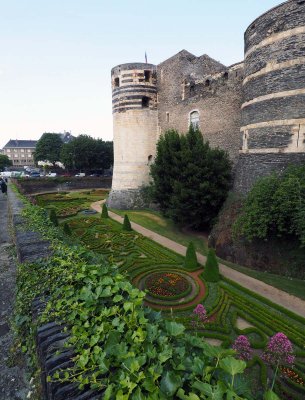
[191,304,207,333]
[232,335,253,361]
[262,332,295,391]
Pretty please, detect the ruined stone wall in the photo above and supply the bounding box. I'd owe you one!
[157,52,243,162]
[236,0,305,193]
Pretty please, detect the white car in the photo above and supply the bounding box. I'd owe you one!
[75,173,85,177]
[47,172,57,177]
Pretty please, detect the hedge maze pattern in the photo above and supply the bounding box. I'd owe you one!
[38,193,305,399]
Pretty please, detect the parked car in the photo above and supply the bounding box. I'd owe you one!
[29,172,41,178]
[75,173,85,177]
[47,172,57,177]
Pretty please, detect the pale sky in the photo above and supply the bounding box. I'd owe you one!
[0,0,282,148]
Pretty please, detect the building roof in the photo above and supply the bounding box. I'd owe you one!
[3,139,38,149]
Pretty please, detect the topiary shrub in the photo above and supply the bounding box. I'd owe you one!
[101,203,109,218]
[49,209,58,226]
[63,222,72,236]
[202,248,220,282]
[123,214,132,231]
[184,242,198,270]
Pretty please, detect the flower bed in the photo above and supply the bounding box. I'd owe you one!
[145,271,190,298]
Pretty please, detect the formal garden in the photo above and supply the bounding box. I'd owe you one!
[30,190,305,400]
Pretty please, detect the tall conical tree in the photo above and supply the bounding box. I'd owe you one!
[49,209,58,226]
[101,203,109,218]
[202,248,220,282]
[184,241,198,270]
[123,214,132,231]
[63,222,72,236]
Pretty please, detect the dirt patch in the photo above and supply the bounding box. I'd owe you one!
[236,317,254,330]
[205,338,223,346]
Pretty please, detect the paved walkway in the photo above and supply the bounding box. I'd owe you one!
[0,192,29,399]
[91,200,305,318]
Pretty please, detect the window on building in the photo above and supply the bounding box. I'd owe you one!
[21,149,24,152]
[166,112,170,123]
[14,154,18,158]
[21,154,25,157]
[142,96,150,108]
[190,111,200,129]
[6,149,10,152]
[14,149,17,152]
[28,154,32,158]
[114,77,120,87]
[144,70,151,82]
[27,149,31,152]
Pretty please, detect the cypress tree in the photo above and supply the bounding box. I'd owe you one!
[63,222,72,236]
[49,209,58,226]
[101,203,109,218]
[184,241,198,270]
[202,248,220,282]
[123,214,132,231]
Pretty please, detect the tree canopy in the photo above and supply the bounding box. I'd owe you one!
[150,126,232,229]
[0,154,12,171]
[234,165,305,247]
[34,133,64,165]
[60,135,113,172]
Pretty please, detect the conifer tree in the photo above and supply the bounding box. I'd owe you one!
[123,214,132,231]
[49,209,58,226]
[63,222,72,236]
[101,203,109,218]
[202,248,220,282]
[184,241,198,270]
[150,125,231,229]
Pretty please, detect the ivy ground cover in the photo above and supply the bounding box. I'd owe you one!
[38,194,305,400]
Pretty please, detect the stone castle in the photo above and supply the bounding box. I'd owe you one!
[108,0,305,209]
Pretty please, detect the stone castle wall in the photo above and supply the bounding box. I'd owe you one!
[157,53,243,162]
[109,1,305,206]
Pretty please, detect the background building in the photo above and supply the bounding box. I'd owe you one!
[2,140,37,167]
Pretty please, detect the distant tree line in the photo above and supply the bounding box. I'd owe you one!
[34,133,113,172]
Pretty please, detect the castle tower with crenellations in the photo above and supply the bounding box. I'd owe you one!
[107,63,158,209]
[108,0,305,209]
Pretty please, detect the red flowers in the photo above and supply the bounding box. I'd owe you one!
[146,272,189,298]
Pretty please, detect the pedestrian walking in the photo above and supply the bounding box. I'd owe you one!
[0,179,7,195]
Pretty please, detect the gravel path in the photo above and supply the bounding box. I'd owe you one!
[91,200,305,318]
[0,192,29,399]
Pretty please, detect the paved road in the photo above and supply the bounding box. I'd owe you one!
[0,191,29,399]
[91,200,305,318]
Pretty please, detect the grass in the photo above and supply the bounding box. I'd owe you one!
[109,208,208,256]
[110,208,305,301]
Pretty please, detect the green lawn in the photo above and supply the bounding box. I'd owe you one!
[109,208,208,256]
[110,208,305,300]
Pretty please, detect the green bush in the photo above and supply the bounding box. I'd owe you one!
[183,242,198,270]
[101,203,109,218]
[122,214,132,231]
[49,209,58,226]
[234,165,305,247]
[63,222,72,236]
[202,248,220,282]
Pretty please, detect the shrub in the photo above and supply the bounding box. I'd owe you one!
[123,214,132,231]
[101,203,109,218]
[184,242,198,270]
[49,209,58,226]
[63,222,72,236]
[202,248,220,282]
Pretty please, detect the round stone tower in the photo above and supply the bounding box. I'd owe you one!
[107,63,158,209]
[235,0,305,193]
